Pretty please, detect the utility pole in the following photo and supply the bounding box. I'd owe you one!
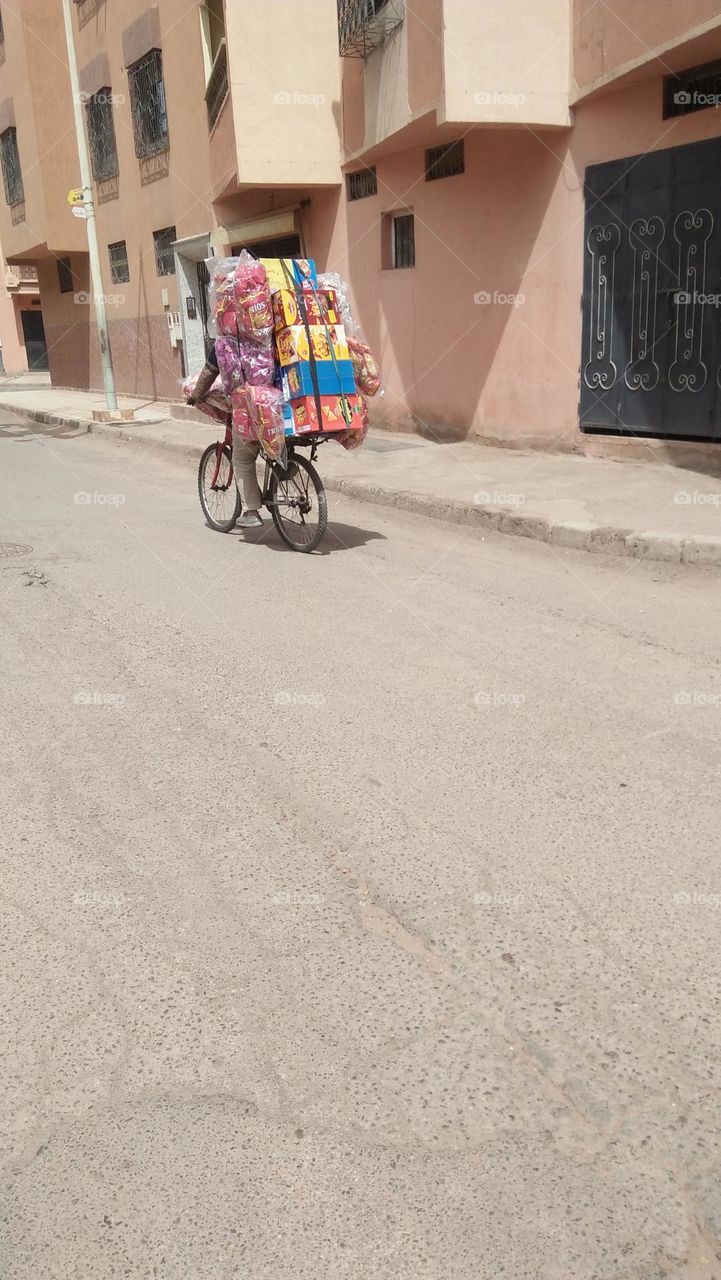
[61,0,118,412]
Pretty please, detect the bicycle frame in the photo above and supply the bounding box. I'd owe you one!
[210,416,330,502]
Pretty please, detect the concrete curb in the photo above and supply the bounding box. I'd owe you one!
[4,399,721,568]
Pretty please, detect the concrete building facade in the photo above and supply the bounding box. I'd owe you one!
[2,0,721,450]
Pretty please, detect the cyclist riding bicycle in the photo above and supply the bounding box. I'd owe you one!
[187,342,264,529]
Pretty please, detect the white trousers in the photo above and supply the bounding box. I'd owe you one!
[232,437,262,512]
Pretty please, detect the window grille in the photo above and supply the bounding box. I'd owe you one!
[0,127,23,206]
[128,49,169,159]
[393,213,415,269]
[86,88,119,181]
[57,257,74,294]
[664,59,721,118]
[153,225,176,276]
[206,40,228,129]
[425,140,465,182]
[108,240,130,284]
[347,166,377,201]
[337,0,404,57]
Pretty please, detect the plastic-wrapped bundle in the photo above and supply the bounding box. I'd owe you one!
[239,336,275,386]
[230,386,251,438]
[348,335,381,397]
[181,373,231,425]
[243,384,287,466]
[208,257,237,338]
[317,271,357,334]
[233,250,273,342]
[215,337,246,395]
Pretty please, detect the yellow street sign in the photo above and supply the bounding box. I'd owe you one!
[67,187,87,206]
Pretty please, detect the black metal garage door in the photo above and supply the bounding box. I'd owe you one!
[581,135,721,440]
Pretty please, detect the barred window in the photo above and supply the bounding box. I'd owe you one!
[86,88,119,181]
[153,225,176,276]
[57,256,74,294]
[128,49,169,159]
[664,59,721,118]
[425,140,465,181]
[347,166,377,201]
[108,240,130,284]
[0,127,23,206]
[393,213,415,269]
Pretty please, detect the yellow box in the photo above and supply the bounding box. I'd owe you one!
[275,324,349,368]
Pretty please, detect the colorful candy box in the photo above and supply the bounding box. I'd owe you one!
[276,324,349,368]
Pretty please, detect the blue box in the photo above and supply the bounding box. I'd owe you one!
[282,360,356,401]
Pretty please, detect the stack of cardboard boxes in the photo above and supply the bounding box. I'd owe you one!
[262,258,366,436]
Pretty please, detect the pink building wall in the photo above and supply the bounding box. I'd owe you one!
[311,69,721,450]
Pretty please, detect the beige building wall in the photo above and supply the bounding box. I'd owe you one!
[224,0,342,187]
[573,0,721,98]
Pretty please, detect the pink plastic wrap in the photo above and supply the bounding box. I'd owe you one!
[230,386,251,439]
[208,257,237,338]
[242,385,287,465]
[215,335,276,393]
[181,373,231,426]
[233,250,273,342]
[215,337,246,395]
[239,337,275,386]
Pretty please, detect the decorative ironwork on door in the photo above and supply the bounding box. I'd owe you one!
[581,137,721,440]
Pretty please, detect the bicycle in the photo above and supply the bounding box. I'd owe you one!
[197,418,329,553]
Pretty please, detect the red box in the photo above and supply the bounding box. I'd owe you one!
[286,393,366,434]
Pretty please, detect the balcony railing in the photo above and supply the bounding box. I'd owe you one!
[6,263,39,290]
[338,0,404,57]
[206,40,228,130]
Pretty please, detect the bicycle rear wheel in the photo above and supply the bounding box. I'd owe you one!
[198,442,242,533]
[269,454,327,553]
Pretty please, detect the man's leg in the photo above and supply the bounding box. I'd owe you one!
[232,437,263,523]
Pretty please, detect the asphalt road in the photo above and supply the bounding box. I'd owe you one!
[1,410,720,1280]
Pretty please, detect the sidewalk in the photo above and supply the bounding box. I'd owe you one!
[2,375,721,566]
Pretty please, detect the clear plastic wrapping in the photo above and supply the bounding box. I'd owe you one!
[235,384,287,467]
[207,257,237,338]
[181,373,231,425]
[233,249,274,342]
[348,335,381,397]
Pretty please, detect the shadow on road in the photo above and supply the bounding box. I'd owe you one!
[0,418,87,442]
[229,520,387,555]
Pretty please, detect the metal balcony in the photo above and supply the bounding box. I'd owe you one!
[338,0,404,57]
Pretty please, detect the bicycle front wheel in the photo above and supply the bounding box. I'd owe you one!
[198,442,242,533]
[269,454,328,553]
